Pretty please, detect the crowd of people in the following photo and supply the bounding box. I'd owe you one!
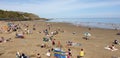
[0,21,120,58]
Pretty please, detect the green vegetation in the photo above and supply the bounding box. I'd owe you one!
[0,9,47,21]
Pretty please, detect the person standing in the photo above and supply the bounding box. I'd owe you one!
[67,48,72,58]
[52,39,55,46]
[79,49,85,58]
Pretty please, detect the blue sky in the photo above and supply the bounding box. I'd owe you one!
[0,0,120,18]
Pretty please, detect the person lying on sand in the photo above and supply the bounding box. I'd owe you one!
[104,45,118,51]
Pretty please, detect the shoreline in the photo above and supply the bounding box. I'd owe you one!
[47,18,120,30]
[46,21,119,30]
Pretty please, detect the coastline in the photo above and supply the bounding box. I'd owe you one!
[47,19,120,30]
[47,21,118,30]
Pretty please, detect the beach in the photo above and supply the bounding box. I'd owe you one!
[0,21,120,58]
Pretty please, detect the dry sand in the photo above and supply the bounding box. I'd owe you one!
[0,21,120,58]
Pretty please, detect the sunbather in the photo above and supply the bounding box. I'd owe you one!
[105,45,118,51]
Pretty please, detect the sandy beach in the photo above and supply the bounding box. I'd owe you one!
[0,21,120,58]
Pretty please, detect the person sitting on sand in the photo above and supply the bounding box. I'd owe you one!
[113,39,120,45]
[33,27,36,30]
[41,44,46,48]
[0,37,4,43]
[44,29,49,35]
[36,53,41,58]
[46,50,51,58]
[20,53,28,58]
[72,32,76,35]
[109,45,115,50]
[16,52,20,58]
[16,52,28,58]
[68,48,72,57]
[66,41,72,46]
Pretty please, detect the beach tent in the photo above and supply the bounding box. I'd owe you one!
[53,48,66,58]
[84,32,91,37]
[83,32,91,40]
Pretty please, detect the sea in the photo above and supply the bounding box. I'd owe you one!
[47,18,120,29]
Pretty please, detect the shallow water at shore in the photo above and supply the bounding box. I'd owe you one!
[47,18,120,29]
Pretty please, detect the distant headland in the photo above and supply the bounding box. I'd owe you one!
[0,9,48,21]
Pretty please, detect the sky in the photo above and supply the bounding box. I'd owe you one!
[0,0,120,18]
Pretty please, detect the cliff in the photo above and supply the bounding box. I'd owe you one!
[0,9,48,21]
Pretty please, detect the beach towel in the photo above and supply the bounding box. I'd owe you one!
[72,43,81,46]
[104,46,118,51]
[16,34,24,38]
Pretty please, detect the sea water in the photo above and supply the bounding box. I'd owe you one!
[47,18,120,29]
